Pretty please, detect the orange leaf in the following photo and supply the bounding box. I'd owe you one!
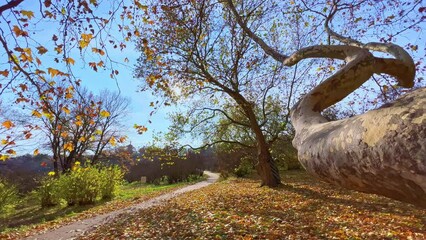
[62,106,70,114]
[0,70,9,77]
[36,46,48,54]
[92,48,105,56]
[47,67,59,77]
[65,92,73,99]
[12,25,28,37]
[6,149,16,155]
[2,120,14,129]
[25,133,32,139]
[34,149,39,156]
[64,142,74,152]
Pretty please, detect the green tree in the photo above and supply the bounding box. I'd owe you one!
[135,0,303,186]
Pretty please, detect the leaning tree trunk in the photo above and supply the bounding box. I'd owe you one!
[243,100,281,187]
[287,44,426,208]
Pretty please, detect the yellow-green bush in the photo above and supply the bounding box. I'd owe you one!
[0,178,19,215]
[37,164,124,206]
[58,166,102,205]
[99,165,124,200]
[38,174,61,207]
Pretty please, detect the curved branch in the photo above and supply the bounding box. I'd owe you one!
[225,0,288,62]
[324,6,415,87]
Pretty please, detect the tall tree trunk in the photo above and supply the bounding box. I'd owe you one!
[242,102,281,187]
[256,142,281,187]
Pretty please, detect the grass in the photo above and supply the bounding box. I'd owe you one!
[81,170,426,240]
[0,177,204,238]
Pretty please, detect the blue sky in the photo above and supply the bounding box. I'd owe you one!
[0,0,174,154]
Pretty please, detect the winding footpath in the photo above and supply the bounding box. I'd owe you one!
[25,171,219,240]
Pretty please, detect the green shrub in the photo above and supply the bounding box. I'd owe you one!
[233,158,253,178]
[99,165,124,200]
[56,163,124,205]
[186,174,203,182]
[58,166,101,205]
[38,174,61,207]
[0,178,19,215]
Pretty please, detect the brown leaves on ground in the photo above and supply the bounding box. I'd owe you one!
[0,184,188,239]
[82,171,425,240]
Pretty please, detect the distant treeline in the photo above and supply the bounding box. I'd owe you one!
[0,143,301,192]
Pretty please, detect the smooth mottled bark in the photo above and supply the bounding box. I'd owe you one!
[292,88,426,207]
[287,45,425,208]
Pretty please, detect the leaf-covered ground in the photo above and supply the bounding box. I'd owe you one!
[82,171,426,239]
[0,181,195,239]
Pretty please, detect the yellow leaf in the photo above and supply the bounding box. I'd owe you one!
[32,110,42,118]
[0,154,9,161]
[64,142,74,152]
[109,136,116,146]
[100,110,110,118]
[62,106,70,114]
[1,139,8,145]
[2,120,14,129]
[95,129,102,135]
[75,120,83,126]
[79,136,86,142]
[65,57,75,65]
[48,171,55,176]
[34,149,39,156]
[79,33,93,49]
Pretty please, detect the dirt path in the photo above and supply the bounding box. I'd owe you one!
[25,171,219,240]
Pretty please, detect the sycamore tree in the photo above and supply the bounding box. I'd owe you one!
[134,0,311,186]
[226,0,426,207]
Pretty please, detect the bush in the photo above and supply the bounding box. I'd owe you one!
[99,165,124,200]
[57,163,124,205]
[58,166,102,205]
[233,158,253,178]
[38,174,61,207]
[0,178,19,215]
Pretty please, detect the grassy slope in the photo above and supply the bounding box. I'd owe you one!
[0,180,199,239]
[82,170,426,240]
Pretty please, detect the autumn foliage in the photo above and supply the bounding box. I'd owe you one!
[82,171,426,239]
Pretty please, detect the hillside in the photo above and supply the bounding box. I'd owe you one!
[82,171,426,239]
